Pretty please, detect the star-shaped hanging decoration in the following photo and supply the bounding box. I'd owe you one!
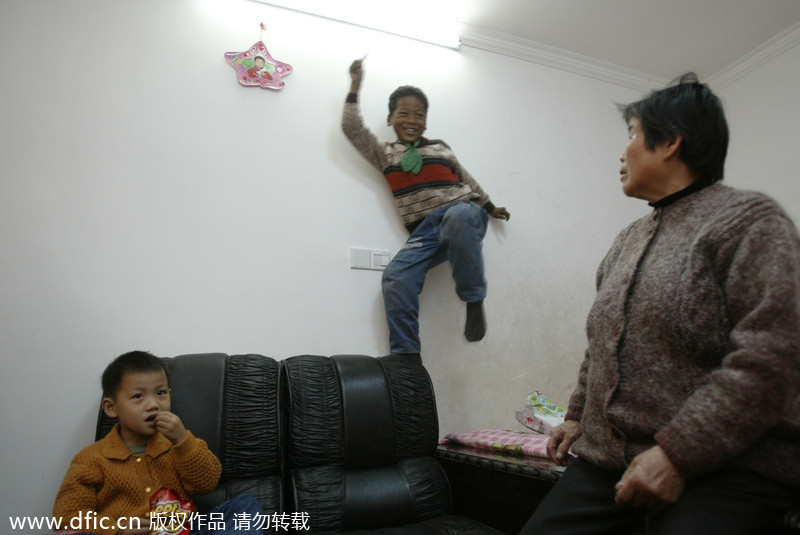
[224,40,292,90]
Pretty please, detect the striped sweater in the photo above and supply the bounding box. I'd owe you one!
[342,94,495,231]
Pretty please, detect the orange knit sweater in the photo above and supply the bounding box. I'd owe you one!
[53,423,221,535]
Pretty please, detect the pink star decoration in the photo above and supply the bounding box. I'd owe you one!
[224,40,292,90]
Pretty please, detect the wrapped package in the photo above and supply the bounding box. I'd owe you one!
[515,390,566,434]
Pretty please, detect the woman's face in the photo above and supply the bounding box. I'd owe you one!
[619,117,663,201]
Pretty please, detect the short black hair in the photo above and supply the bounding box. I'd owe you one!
[102,350,168,398]
[388,85,429,116]
[620,72,729,185]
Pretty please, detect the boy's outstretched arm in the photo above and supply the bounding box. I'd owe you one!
[349,58,364,94]
[342,59,386,171]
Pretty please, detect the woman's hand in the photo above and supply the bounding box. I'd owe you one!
[546,420,581,465]
[490,206,510,221]
[614,445,686,508]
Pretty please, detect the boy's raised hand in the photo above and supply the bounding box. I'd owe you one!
[154,411,188,444]
[349,58,364,93]
[491,206,511,221]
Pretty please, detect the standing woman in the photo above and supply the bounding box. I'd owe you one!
[521,74,800,534]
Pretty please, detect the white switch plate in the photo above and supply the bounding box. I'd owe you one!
[371,249,390,269]
[350,247,391,271]
[350,247,372,269]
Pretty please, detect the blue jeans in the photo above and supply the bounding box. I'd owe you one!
[382,201,489,354]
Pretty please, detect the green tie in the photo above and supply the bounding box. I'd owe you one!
[401,140,423,175]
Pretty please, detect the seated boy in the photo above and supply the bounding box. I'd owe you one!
[53,351,263,535]
[342,58,510,358]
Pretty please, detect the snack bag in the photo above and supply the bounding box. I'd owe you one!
[149,487,194,535]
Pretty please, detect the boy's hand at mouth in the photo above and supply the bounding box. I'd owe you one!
[153,411,188,444]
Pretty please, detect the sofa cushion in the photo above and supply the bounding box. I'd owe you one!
[282,354,498,533]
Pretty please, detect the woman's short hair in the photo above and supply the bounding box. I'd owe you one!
[620,73,729,185]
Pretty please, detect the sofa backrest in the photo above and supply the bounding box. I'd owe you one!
[95,353,282,517]
[281,354,451,532]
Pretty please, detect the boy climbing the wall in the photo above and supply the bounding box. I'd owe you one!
[342,58,510,358]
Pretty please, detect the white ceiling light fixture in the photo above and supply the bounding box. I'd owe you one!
[251,0,462,49]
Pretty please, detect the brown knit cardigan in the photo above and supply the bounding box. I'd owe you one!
[568,184,800,490]
[53,424,221,535]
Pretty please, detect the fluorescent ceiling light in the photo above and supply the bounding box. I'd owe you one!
[252,0,462,49]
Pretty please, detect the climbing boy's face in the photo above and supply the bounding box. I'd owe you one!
[102,369,171,446]
[388,96,427,144]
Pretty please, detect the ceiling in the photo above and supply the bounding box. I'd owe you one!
[453,0,800,87]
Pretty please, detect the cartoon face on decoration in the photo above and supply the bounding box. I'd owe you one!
[224,41,292,90]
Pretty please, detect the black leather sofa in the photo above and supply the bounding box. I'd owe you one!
[96,353,503,534]
[94,352,799,534]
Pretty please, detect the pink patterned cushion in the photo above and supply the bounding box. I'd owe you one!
[440,429,550,458]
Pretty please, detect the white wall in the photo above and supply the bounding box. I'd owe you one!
[719,43,800,222]
[2,0,797,529]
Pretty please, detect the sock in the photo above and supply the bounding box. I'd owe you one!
[465,300,486,342]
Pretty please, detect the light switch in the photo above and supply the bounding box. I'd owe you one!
[372,249,390,269]
[350,247,391,271]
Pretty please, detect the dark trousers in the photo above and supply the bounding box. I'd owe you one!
[519,458,793,535]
